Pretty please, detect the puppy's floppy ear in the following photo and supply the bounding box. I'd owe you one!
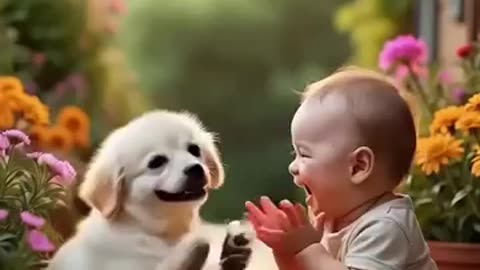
[205,139,225,189]
[79,154,127,220]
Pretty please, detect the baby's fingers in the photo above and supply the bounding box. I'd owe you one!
[245,201,265,228]
[279,200,304,227]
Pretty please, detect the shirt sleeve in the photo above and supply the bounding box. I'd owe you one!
[343,218,410,270]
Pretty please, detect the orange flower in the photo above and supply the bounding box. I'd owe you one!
[21,95,49,126]
[415,134,464,175]
[45,126,74,152]
[56,106,90,148]
[465,93,480,112]
[29,125,50,148]
[429,106,464,134]
[455,111,480,134]
[0,93,15,129]
[0,76,24,95]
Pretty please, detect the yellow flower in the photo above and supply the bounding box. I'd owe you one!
[415,134,464,175]
[56,106,90,149]
[455,111,480,134]
[0,93,15,129]
[429,106,465,134]
[465,93,480,112]
[45,126,74,152]
[0,76,24,95]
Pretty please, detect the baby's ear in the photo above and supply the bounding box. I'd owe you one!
[204,135,225,189]
[349,146,375,185]
[78,154,127,220]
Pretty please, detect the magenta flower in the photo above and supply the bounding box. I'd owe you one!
[26,229,55,252]
[2,129,31,146]
[379,35,428,71]
[20,211,45,228]
[38,153,77,185]
[0,209,9,221]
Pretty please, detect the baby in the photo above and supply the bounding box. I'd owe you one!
[245,67,437,270]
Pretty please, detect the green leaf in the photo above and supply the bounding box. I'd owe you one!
[432,182,446,195]
[450,187,472,207]
[415,197,433,207]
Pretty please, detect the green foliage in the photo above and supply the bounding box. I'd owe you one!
[334,0,413,67]
[120,0,349,221]
[0,138,77,269]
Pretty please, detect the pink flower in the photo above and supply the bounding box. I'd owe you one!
[2,129,31,146]
[27,229,55,252]
[379,35,428,71]
[109,0,127,14]
[27,152,44,160]
[394,63,428,82]
[38,153,77,185]
[438,70,453,85]
[0,209,9,221]
[20,211,45,228]
[0,134,9,157]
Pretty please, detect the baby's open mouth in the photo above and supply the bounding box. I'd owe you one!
[304,185,312,195]
[154,189,206,202]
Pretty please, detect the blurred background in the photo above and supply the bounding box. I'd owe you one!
[0,0,475,231]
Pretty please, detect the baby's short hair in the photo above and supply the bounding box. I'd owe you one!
[302,67,417,184]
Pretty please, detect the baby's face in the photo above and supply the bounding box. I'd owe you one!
[289,95,358,217]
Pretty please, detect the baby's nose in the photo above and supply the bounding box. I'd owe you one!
[288,161,299,176]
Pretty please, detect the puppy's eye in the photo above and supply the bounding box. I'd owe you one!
[148,155,168,169]
[187,143,201,157]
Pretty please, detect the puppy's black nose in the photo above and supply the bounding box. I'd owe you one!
[184,164,207,190]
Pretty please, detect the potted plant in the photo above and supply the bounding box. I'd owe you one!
[0,129,76,270]
[378,35,480,270]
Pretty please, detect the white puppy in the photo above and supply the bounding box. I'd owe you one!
[47,110,277,270]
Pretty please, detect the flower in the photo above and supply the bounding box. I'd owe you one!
[465,93,480,112]
[0,76,24,95]
[451,88,467,105]
[0,133,10,150]
[38,153,76,185]
[429,106,465,134]
[394,63,428,82]
[455,111,480,134]
[45,126,74,152]
[26,229,55,252]
[21,95,49,125]
[0,209,9,221]
[472,146,480,177]
[438,70,453,85]
[26,152,43,160]
[415,134,464,175]
[379,35,428,71]
[20,211,45,228]
[56,106,90,148]
[3,129,31,145]
[0,93,15,129]
[29,125,50,148]
[456,44,474,58]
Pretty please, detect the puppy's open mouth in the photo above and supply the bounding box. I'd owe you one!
[154,189,207,202]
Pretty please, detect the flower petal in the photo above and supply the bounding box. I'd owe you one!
[26,229,55,252]
[20,211,45,228]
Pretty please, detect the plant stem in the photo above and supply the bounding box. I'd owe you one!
[406,63,433,120]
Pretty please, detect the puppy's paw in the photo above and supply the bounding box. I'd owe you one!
[220,221,253,270]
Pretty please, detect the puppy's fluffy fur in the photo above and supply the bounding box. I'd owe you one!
[48,110,276,270]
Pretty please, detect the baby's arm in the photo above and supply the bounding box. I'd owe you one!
[295,243,348,270]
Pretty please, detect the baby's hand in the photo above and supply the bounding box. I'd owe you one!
[245,197,325,256]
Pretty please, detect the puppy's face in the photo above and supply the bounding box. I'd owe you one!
[79,110,224,220]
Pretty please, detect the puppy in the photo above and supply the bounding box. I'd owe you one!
[47,110,276,270]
